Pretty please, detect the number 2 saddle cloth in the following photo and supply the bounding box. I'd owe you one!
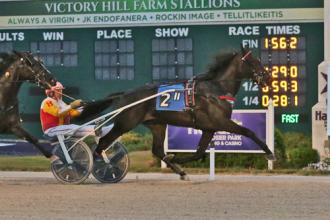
[156,82,195,112]
[156,81,236,112]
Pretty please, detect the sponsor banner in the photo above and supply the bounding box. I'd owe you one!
[0,8,323,29]
[167,110,267,152]
[0,0,323,16]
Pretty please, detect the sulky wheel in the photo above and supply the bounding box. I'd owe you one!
[51,139,93,184]
[92,141,129,183]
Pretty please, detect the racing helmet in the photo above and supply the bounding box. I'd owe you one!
[45,81,64,96]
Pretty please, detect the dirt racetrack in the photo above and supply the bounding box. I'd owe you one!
[0,172,329,220]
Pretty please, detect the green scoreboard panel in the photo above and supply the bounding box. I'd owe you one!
[231,24,323,132]
[0,0,324,137]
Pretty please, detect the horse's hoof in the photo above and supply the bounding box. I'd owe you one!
[265,153,276,161]
[163,154,175,161]
[180,175,190,181]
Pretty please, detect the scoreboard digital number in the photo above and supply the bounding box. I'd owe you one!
[260,36,306,108]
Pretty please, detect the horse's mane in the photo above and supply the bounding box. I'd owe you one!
[194,51,237,81]
[0,52,16,77]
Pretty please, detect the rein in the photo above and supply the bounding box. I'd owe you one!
[52,90,78,101]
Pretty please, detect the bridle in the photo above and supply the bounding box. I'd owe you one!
[18,54,77,101]
[0,55,53,88]
[0,54,54,114]
[241,50,252,62]
[241,50,267,86]
[20,55,54,89]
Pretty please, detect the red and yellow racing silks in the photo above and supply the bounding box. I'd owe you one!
[40,97,80,132]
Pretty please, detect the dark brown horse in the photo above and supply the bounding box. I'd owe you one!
[79,47,273,179]
[0,51,56,158]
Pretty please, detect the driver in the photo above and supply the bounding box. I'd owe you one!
[40,82,82,133]
[40,82,113,161]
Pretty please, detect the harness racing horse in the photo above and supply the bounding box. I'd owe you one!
[0,51,56,158]
[79,47,274,180]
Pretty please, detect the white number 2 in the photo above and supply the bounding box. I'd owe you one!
[160,93,171,107]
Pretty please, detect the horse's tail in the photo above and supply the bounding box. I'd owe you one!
[78,92,123,121]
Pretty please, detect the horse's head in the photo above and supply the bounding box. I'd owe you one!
[240,46,271,87]
[13,51,56,89]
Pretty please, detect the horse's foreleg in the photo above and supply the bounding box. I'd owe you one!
[146,124,188,180]
[10,125,52,158]
[172,131,215,164]
[223,120,275,160]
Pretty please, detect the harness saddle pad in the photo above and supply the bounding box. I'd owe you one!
[156,84,185,112]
